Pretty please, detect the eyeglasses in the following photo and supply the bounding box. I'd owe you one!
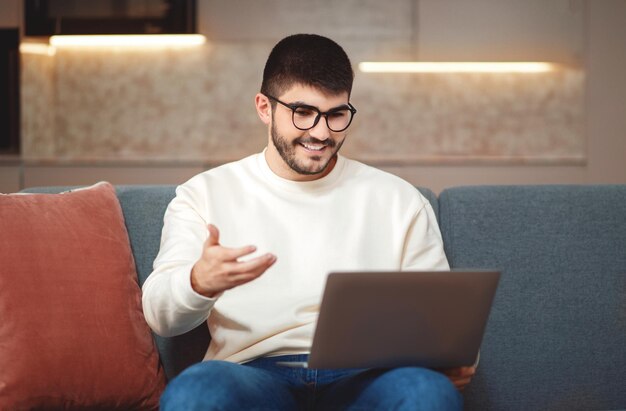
[266,94,357,132]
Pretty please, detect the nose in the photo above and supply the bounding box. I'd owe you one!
[307,115,331,141]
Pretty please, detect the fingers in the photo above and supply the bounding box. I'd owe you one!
[207,224,220,246]
[221,253,277,287]
[442,366,475,378]
[228,255,277,285]
[192,223,277,297]
[191,253,276,297]
[227,253,277,275]
[462,366,476,377]
[218,245,258,261]
[452,376,473,390]
[204,224,257,261]
[452,367,475,378]
[440,366,476,391]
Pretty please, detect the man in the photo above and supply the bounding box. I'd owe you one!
[142,33,474,410]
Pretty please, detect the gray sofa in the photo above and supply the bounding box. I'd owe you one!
[26,184,626,410]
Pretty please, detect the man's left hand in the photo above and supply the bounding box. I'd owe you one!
[440,366,476,391]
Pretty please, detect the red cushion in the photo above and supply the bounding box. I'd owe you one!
[0,182,165,410]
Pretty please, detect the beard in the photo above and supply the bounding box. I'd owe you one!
[271,121,345,176]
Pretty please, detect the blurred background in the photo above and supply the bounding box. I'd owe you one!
[1,0,625,193]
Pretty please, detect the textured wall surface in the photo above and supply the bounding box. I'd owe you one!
[19,0,585,165]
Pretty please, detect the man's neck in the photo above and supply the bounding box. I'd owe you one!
[264,148,337,182]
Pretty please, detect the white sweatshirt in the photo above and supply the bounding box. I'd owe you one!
[141,150,449,364]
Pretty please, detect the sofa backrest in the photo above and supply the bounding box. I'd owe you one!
[438,185,626,411]
[115,185,211,380]
[24,184,626,410]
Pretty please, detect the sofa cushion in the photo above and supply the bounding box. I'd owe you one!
[0,182,166,410]
[21,185,212,381]
[439,185,626,411]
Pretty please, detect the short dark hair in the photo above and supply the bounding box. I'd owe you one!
[260,34,354,99]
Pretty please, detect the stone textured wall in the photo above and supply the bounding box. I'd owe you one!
[20,0,585,165]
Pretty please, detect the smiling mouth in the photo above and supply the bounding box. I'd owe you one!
[300,142,327,152]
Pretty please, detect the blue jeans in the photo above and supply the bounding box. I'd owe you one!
[160,354,463,410]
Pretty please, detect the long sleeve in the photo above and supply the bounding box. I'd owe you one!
[401,201,450,271]
[141,183,217,337]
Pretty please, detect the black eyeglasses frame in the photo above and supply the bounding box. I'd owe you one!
[265,94,357,132]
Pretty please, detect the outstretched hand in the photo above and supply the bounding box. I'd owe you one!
[440,366,476,391]
[190,224,277,298]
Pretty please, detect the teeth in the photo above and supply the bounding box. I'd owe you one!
[302,143,324,151]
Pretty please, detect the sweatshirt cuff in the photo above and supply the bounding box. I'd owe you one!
[172,263,219,310]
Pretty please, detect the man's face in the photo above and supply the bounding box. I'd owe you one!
[266,84,351,181]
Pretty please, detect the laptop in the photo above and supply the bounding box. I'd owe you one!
[277,270,500,370]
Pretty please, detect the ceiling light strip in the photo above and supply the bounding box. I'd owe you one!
[20,43,57,56]
[50,34,206,47]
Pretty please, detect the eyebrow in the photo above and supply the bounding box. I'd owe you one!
[289,100,351,111]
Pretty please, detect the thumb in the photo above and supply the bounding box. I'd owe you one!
[207,224,220,246]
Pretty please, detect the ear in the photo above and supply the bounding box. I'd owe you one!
[255,93,271,125]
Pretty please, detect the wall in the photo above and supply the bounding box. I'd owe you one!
[584,0,626,184]
[1,0,625,193]
[388,0,626,192]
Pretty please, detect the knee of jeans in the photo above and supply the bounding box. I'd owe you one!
[395,367,456,390]
[383,367,462,408]
[160,361,240,409]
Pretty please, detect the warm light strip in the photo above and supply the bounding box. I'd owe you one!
[50,34,206,47]
[20,43,57,56]
[359,62,555,73]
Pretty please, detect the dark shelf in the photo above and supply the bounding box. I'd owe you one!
[24,0,196,36]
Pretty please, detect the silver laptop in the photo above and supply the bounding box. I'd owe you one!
[277,270,500,369]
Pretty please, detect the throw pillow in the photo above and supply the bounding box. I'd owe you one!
[0,182,166,410]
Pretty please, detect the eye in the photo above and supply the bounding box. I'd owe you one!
[294,107,316,117]
[329,110,348,119]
